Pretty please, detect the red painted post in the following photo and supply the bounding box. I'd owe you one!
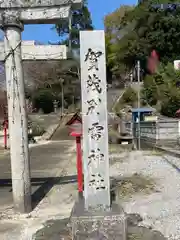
[76,136,83,198]
[66,113,83,198]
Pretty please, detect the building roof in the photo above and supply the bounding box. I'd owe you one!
[131,107,154,113]
[66,112,82,125]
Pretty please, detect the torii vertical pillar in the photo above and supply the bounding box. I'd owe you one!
[0,0,83,214]
[2,16,31,213]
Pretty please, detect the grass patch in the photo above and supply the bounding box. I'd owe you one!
[108,127,120,144]
[110,153,126,165]
[109,144,124,154]
[128,232,142,240]
[143,150,163,157]
[114,173,156,199]
[109,144,132,165]
[109,128,120,138]
[150,150,163,156]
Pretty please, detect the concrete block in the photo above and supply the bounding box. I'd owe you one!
[71,198,127,240]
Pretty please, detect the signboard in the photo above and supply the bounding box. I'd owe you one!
[144,116,158,122]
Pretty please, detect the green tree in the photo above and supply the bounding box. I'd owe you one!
[104,5,134,43]
[32,88,55,114]
[104,1,180,116]
[142,62,180,116]
[25,60,81,111]
[104,5,134,79]
[161,91,180,117]
[55,0,93,48]
[106,0,180,74]
[142,75,158,106]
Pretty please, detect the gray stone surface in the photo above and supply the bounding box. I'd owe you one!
[71,198,127,240]
[33,214,167,240]
[80,30,110,210]
[0,0,81,8]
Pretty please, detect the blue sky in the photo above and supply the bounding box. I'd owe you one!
[22,0,137,43]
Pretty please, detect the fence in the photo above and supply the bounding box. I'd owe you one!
[124,119,180,148]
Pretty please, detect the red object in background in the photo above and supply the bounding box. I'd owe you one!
[147,50,159,74]
[175,109,180,118]
[66,113,83,197]
[151,50,158,58]
[3,119,8,149]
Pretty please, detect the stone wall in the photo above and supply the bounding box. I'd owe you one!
[125,119,180,146]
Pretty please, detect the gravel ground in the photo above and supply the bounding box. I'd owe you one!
[33,147,167,240]
[110,150,180,240]
[1,143,179,239]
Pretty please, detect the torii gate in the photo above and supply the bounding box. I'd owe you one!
[0,0,82,213]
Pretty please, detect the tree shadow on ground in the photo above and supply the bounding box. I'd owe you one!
[0,175,77,209]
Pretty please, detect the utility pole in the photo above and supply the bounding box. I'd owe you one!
[137,60,141,150]
[72,95,75,110]
[68,12,72,52]
[130,72,133,84]
[61,79,64,118]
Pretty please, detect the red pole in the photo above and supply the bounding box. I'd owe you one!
[4,122,7,149]
[76,136,83,198]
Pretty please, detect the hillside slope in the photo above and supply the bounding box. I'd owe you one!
[107,88,124,112]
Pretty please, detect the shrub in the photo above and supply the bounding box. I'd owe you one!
[28,120,45,137]
[32,88,55,114]
[142,75,158,106]
[160,90,180,117]
[122,86,137,105]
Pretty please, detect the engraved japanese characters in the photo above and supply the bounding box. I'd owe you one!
[84,45,105,184]
[80,30,110,210]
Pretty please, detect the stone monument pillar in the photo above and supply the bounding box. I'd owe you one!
[71,30,127,240]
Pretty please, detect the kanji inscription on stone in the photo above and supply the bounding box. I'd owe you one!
[84,48,103,71]
[86,98,101,115]
[87,74,102,93]
[80,30,110,210]
[88,122,104,140]
[88,148,105,167]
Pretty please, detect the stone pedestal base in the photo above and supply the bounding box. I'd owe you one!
[71,198,127,240]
